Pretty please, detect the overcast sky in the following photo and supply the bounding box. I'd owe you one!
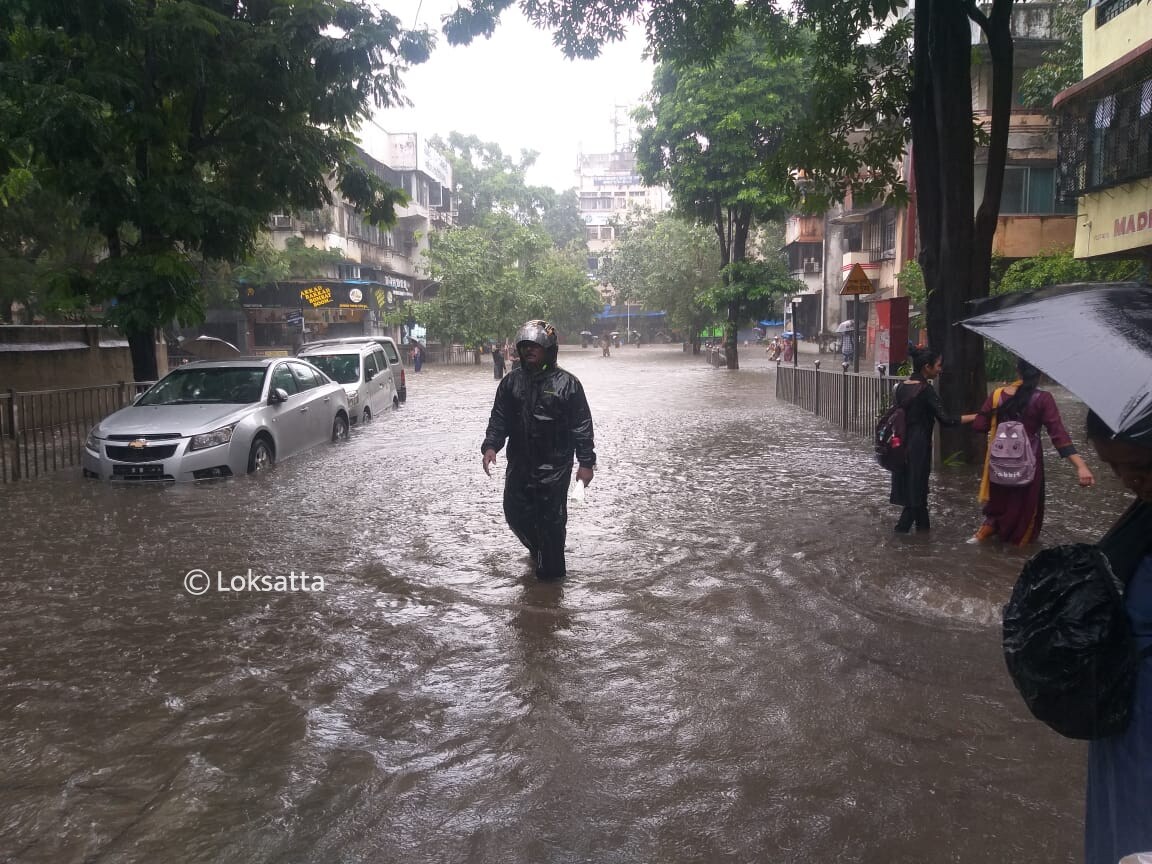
[366,0,655,192]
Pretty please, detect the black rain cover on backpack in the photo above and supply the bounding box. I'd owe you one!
[1003,543,1141,740]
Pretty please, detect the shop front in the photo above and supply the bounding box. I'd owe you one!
[239,278,412,356]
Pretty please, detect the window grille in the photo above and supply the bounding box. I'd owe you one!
[1097,0,1138,26]
[1058,67,1152,200]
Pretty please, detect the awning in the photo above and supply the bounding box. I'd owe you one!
[1053,38,1152,109]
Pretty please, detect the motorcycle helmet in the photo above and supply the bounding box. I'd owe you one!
[515,319,559,367]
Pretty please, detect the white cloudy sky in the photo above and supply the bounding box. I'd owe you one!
[365,0,655,191]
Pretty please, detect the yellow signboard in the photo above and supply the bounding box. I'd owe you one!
[840,262,876,296]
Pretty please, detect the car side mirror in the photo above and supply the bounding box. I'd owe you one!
[268,387,289,405]
[364,369,375,382]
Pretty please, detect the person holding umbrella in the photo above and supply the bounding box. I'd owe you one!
[967,357,1095,545]
[961,282,1152,862]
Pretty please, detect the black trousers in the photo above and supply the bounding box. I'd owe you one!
[503,471,569,580]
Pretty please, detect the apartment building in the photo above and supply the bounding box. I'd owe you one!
[238,133,454,356]
[1054,0,1152,262]
[577,149,670,304]
[796,1,1076,357]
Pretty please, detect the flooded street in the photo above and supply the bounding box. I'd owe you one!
[0,345,1129,863]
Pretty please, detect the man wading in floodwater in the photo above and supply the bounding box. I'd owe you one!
[482,320,596,581]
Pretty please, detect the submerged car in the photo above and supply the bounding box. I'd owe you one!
[82,358,350,482]
[297,339,398,424]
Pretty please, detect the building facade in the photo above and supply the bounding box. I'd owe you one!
[576,149,670,304]
[239,133,454,356]
[1055,0,1152,261]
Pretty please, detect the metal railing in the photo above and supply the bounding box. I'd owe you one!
[776,362,903,441]
[1,382,154,483]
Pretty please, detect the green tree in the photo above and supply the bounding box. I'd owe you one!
[430,133,546,227]
[0,0,432,379]
[539,188,589,250]
[442,0,1039,460]
[418,213,598,345]
[416,213,548,345]
[601,210,722,351]
[634,28,810,369]
[1018,0,1082,110]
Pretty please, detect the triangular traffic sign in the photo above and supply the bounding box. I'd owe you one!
[840,262,876,296]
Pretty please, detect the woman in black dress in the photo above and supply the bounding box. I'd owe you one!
[890,348,976,532]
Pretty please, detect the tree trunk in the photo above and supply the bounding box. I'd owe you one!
[912,0,988,462]
[127,329,159,382]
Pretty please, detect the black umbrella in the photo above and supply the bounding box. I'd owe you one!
[959,282,1152,437]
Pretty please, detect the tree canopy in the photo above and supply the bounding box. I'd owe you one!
[634,27,810,367]
[0,0,432,377]
[417,212,600,345]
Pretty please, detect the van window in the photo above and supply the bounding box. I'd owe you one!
[303,353,359,384]
[379,341,401,366]
[372,348,388,372]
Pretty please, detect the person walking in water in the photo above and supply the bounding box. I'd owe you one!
[492,343,505,379]
[968,358,1094,545]
[889,347,978,532]
[482,320,596,581]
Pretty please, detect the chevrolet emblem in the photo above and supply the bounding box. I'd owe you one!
[128,439,148,450]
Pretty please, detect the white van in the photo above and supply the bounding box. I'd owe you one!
[297,339,397,424]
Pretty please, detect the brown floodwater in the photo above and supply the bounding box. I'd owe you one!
[0,345,1128,863]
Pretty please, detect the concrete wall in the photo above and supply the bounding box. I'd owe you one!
[993,214,1078,258]
[0,326,135,392]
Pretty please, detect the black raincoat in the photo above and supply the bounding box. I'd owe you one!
[482,362,596,579]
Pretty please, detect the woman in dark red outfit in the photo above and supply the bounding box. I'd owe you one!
[969,359,1095,545]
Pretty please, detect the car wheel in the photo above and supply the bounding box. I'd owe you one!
[247,437,274,473]
[332,413,349,442]
[392,396,399,410]
[362,407,372,424]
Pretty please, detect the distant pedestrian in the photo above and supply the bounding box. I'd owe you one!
[968,358,1094,545]
[482,320,596,581]
[889,347,977,532]
[780,336,794,363]
[410,340,425,373]
[841,331,855,365]
[492,344,505,379]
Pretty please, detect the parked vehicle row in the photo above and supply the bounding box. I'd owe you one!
[82,336,409,483]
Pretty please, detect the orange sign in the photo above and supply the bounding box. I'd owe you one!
[840,263,876,296]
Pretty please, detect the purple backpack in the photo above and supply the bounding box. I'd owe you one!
[989,419,1036,486]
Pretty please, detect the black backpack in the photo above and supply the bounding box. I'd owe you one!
[1002,502,1152,740]
[874,384,923,471]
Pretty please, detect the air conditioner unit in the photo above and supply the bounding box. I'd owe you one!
[270,214,292,229]
[803,259,821,274]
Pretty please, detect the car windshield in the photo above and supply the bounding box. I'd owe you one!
[137,367,267,406]
[303,353,360,384]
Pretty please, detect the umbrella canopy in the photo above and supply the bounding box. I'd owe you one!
[183,335,241,361]
[781,331,802,339]
[834,320,859,333]
[959,282,1152,438]
[609,331,620,337]
[580,330,593,336]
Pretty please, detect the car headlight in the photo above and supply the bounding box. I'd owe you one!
[85,430,100,452]
[347,389,359,407]
[189,424,236,452]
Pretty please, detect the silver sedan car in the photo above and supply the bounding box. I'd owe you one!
[82,358,350,482]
